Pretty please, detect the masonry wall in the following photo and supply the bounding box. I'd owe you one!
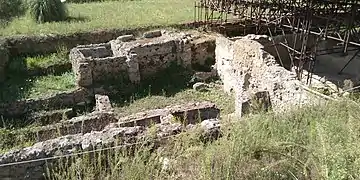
[71,31,216,87]
[216,35,321,116]
[0,88,93,117]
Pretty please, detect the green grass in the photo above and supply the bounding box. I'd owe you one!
[0,0,194,36]
[25,48,69,69]
[26,71,76,98]
[114,82,234,116]
[0,71,76,102]
[47,100,360,180]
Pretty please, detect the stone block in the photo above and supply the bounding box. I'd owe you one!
[76,62,93,87]
[126,53,141,83]
[143,30,162,38]
[78,46,112,58]
[116,34,135,42]
[95,94,113,112]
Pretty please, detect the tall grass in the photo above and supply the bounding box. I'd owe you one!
[46,100,360,180]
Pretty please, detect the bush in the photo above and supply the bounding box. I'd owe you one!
[0,0,26,23]
[28,0,68,23]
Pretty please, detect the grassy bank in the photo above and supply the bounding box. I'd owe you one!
[47,100,360,180]
[0,71,76,102]
[0,0,194,36]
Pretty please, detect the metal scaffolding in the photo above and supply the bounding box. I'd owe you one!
[195,0,360,83]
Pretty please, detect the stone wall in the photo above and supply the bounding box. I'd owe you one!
[70,30,216,87]
[0,101,220,180]
[215,35,322,116]
[0,88,93,117]
[0,42,9,83]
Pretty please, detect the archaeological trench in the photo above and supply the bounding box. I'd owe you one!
[1,28,359,179]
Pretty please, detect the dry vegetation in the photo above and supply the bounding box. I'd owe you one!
[47,100,360,180]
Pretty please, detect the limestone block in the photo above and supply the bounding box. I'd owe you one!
[130,40,176,57]
[76,62,93,87]
[95,94,113,112]
[79,46,111,58]
[92,58,113,81]
[143,30,162,38]
[193,82,209,92]
[116,34,135,42]
[126,53,141,83]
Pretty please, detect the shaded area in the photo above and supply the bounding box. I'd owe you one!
[0,52,73,103]
[105,63,195,106]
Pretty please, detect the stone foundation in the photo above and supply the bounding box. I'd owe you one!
[70,30,215,87]
[0,101,220,180]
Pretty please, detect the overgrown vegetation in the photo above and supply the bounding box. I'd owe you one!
[0,0,193,36]
[0,71,76,102]
[0,0,26,23]
[25,47,69,69]
[44,100,360,180]
[28,0,68,23]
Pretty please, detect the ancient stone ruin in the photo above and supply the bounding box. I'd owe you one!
[0,99,220,179]
[70,30,215,87]
[1,29,354,180]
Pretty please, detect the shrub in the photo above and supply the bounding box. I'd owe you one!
[28,0,68,23]
[0,0,26,23]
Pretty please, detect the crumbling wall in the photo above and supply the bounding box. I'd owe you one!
[0,101,220,180]
[216,35,321,116]
[0,88,93,117]
[70,30,216,87]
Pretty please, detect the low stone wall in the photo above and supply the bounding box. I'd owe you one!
[0,88,93,117]
[215,35,322,116]
[0,101,220,180]
[70,30,215,87]
[35,101,219,142]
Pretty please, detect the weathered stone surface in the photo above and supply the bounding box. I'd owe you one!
[70,30,215,87]
[0,102,220,180]
[215,35,322,115]
[193,82,209,92]
[35,112,117,142]
[116,34,135,42]
[143,30,162,38]
[0,88,93,117]
[95,94,113,112]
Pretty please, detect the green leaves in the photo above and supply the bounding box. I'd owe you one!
[28,0,68,23]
